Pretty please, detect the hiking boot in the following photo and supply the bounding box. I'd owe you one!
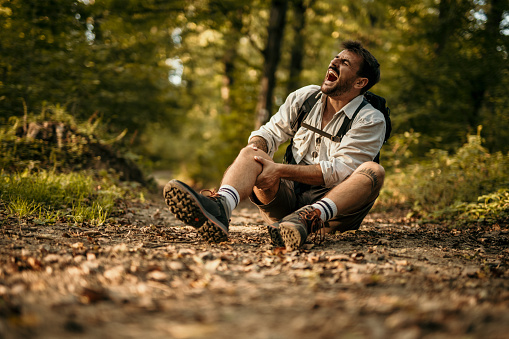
[267,224,285,248]
[276,205,325,250]
[163,179,229,243]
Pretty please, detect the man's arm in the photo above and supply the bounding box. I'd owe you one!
[278,163,325,186]
[248,86,322,157]
[253,157,325,190]
[248,136,269,154]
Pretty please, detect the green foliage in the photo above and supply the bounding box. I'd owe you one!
[432,189,509,227]
[0,0,183,136]
[381,129,423,169]
[1,0,508,186]
[0,102,148,227]
[1,170,122,226]
[0,105,148,184]
[383,0,509,152]
[382,127,508,221]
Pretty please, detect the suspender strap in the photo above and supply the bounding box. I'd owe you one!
[301,122,343,142]
[291,89,321,131]
[301,98,368,143]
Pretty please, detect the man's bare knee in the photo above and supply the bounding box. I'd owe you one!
[237,145,271,161]
[354,161,385,191]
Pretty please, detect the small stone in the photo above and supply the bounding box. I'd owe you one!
[71,242,84,249]
[147,270,167,281]
[168,261,185,271]
[103,265,125,283]
[74,255,86,263]
[43,254,61,263]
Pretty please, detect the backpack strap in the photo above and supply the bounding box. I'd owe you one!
[290,89,321,131]
[333,98,381,163]
[284,89,321,164]
[333,98,368,141]
[301,98,368,143]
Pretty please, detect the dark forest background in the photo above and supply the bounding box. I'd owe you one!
[1,0,508,189]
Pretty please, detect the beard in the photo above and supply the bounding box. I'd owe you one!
[321,76,355,97]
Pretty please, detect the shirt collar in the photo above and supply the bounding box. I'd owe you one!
[336,94,365,119]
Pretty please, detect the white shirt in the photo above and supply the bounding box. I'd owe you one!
[249,85,386,187]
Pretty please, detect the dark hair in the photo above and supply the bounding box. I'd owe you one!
[341,40,380,94]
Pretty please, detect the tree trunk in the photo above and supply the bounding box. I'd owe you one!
[468,0,506,128]
[255,0,288,129]
[286,0,307,95]
[221,9,244,115]
[435,0,455,55]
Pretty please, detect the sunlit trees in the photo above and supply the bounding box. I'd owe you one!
[383,0,509,151]
[1,0,507,185]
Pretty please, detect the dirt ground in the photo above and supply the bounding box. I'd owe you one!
[1,193,508,339]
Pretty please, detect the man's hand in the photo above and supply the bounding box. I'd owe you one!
[256,157,326,187]
[253,156,280,190]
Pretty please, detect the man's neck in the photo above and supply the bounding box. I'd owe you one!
[326,91,360,113]
[321,91,361,129]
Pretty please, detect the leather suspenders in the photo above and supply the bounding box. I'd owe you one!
[301,98,368,144]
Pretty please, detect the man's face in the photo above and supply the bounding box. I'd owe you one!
[321,50,364,97]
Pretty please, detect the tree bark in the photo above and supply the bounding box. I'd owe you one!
[435,0,455,55]
[468,0,506,128]
[255,0,288,129]
[286,0,307,95]
[222,9,244,115]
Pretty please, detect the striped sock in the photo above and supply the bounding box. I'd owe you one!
[218,185,240,218]
[311,198,338,222]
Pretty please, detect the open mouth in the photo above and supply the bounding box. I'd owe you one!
[326,67,339,82]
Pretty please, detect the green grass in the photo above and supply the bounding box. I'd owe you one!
[0,106,150,227]
[1,170,124,226]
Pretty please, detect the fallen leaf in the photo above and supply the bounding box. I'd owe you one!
[79,287,109,304]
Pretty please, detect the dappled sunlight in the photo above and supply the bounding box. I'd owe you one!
[1,0,508,337]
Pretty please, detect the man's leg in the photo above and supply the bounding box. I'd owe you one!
[221,146,278,204]
[323,161,385,215]
[164,145,279,242]
[275,162,385,249]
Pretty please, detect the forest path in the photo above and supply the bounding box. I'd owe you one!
[1,192,508,339]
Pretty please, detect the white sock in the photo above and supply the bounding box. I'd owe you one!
[311,198,338,221]
[218,185,240,218]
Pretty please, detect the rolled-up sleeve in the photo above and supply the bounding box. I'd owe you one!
[319,112,386,187]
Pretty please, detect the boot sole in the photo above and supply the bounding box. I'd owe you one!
[279,224,306,250]
[198,221,228,243]
[267,225,285,247]
[164,180,228,243]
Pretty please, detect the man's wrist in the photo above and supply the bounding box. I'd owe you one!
[248,136,269,153]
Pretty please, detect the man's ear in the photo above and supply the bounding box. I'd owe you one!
[354,77,369,90]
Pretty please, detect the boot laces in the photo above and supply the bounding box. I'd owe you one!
[299,208,326,244]
[200,188,221,200]
[200,189,231,223]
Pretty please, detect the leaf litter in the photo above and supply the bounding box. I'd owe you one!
[0,197,508,338]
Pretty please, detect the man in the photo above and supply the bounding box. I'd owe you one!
[164,40,386,250]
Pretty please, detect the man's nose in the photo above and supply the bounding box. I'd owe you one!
[330,56,340,67]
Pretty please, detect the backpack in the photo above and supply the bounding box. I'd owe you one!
[283,89,392,164]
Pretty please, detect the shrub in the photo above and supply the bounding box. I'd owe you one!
[381,126,508,224]
[433,189,509,226]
